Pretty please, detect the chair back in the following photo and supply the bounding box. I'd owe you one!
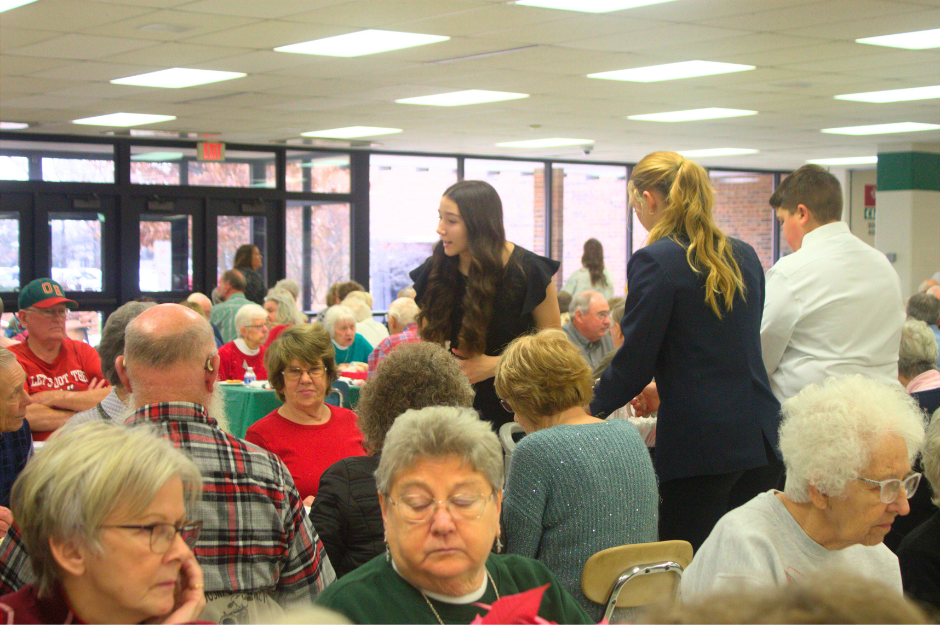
[498,421,524,474]
[326,379,349,407]
[581,540,693,622]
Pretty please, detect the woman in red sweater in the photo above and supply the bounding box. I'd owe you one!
[216,303,269,381]
[246,324,365,504]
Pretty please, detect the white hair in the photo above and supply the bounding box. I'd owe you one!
[264,290,307,325]
[234,303,267,332]
[780,376,926,502]
[343,290,373,308]
[388,297,419,326]
[922,408,940,507]
[322,305,356,338]
[341,296,372,323]
[899,319,939,380]
[569,290,599,315]
[273,278,300,300]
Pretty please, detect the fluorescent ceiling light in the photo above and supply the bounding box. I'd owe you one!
[0,121,29,129]
[274,29,449,57]
[0,0,36,12]
[628,108,757,122]
[835,85,940,103]
[72,113,176,127]
[131,151,184,161]
[821,122,940,135]
[515,0,674,13]
[495,138,594,148]
[111,68,246,88]
[678,148,758,157]
[396,90,529,106]
[300,158,350,168]
[589,61,755,82]
[807,156,878,166]
[301,126,402,139]
[856,28,940,50]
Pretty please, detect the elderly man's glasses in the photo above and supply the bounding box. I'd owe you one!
[857,472,921,504]
[283,366,323,381]
[102,521,202,554]
[389,493,494,523]
[27,307,68,319]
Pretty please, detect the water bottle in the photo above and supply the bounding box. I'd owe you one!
[243,365,256,387]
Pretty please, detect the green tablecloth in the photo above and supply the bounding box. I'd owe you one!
[218,382,361,439]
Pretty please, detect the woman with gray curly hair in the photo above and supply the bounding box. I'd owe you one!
[682,375,925,600]
[262,288,308,347]
[316,406,591,624]
[310,341,474,577]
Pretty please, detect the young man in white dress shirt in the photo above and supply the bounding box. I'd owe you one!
[761,164,904,404]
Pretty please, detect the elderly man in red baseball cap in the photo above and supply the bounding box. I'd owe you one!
[7,278,108,442]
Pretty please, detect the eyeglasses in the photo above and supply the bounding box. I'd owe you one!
[27,307,68,319]
[857,472,922,504]
[245,324,267,330]
[389,492,494,523]
[283,366,323,381]
[499,398,513,414]
[102,521,202,554]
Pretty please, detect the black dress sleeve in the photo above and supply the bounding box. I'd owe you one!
[516,249,560,316]
[309,460,352,577]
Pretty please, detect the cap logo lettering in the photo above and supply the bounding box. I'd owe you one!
[53,285,63,297]
[42,282,53,294]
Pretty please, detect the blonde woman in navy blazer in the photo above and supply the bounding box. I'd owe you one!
[591,151,782,551]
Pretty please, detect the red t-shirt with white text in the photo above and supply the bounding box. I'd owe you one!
[8,338,106,441]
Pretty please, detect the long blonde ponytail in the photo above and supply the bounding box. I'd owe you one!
[631,151,744,318]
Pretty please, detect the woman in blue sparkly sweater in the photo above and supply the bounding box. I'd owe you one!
[495,329,659,621]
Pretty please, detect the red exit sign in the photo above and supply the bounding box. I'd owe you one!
[197,142,226,161]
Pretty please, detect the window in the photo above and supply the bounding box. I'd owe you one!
[556,164,628,297]
[130,146,276,188]
[0,214,19,292]
[282,151,351,193]
[50,213,103,292]
[0,140,114,183]
[140,215,193,292]
[67,310,103,348]
[709,170,777,270]
[286,202,351,311]
[463,159,547,256]
[369,155,458,311]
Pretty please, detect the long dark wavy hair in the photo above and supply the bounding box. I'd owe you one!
[417,180,506,355]
[581,238,607,288]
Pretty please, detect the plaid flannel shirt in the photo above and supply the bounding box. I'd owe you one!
[0,402,335,607]
[367,324,420,379]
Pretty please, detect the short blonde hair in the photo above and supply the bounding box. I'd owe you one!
[494,329,594,420]
[11,422,202,597]
[265,323,337,402]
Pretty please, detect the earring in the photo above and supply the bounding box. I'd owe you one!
[385,541,390,562]
[496,535,503,554]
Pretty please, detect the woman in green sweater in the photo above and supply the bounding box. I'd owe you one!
[495,329,659,621]
[316,406,591,624]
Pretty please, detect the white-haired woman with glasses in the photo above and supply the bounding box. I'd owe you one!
[322,305,373,364]
[316,406,592,624]
[247,324,365,504]
[0,421,205,624]
[682,376,926,600]
[216,303,269,381]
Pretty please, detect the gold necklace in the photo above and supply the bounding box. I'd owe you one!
[419,570,500,625]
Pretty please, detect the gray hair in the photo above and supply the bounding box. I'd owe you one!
[11,421,202,597]
[124,304,215,370]
[265,290,307,325]
[234,303,267,332]
[97,302,155,387]
[610,300,626,326]
[569,290,598,315]
[922,408,940,507]
[899,319,939,381]
[0,348,18,374]
[780,375,925,503]
[907,293,940,326]
[322,305,356,338]
[358,342,474,452]
[341,296,372,323]
[375,406,503,496]
[273,278,300,301]
[387,297,419,327]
